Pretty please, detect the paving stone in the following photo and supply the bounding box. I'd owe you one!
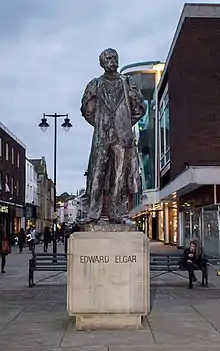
[109,346,220,351]
[61,329,155,348]
[151,320,220,345]
[1,244,220,349]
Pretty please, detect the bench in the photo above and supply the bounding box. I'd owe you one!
[29,252,218,288]
[29,253,67,288]
[150,253,219,286]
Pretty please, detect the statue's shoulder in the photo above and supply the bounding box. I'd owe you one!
[86,77,98,88]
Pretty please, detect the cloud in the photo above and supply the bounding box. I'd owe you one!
[0,0,217,193]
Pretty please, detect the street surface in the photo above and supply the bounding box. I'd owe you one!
[0,242,220,350]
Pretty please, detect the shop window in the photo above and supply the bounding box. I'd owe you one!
[5,143,9,161]
[159,84,170,170]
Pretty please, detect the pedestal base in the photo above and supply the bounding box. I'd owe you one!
[67,231,150,330]
[74,314,142,330]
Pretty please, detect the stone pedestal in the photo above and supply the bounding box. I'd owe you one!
[67,231,150,330]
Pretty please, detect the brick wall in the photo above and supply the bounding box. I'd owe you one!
[163,17,220,182]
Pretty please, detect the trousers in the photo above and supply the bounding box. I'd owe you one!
[1,254,6,272]
[88,143,127,220]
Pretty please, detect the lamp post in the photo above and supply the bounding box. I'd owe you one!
[39,113,72,257]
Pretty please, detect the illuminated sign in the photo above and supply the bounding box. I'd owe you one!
[0,205,9,213]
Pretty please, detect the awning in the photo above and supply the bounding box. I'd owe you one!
[129,203,149,217]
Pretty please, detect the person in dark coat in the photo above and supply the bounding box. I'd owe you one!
[182,240,204,289]
[43,226,51,253]
[0,224,7,273]
[18,228,26,253]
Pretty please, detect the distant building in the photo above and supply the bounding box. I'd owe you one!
[57,190,87,225]
[29,157,54,233]
[25,158,39,228]
[0,122,26,235]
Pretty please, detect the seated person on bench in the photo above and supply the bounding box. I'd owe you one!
[182,240,205,289]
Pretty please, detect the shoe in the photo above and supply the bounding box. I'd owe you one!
[188,284,193,289]
[1,270,5,273]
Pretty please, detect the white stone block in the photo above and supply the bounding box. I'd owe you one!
[67,231,150,330]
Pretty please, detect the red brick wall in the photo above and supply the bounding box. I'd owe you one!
[164,18,220,181]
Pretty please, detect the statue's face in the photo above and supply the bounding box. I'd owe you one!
[100,51,119,73]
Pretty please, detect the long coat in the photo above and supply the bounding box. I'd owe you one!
[81,73,146,201]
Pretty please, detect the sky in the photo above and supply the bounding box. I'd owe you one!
[0,0,218,195]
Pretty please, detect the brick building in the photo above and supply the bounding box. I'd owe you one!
[0,122,26,235]
[130,4,220,258]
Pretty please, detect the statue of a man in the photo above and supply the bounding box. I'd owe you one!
[81,48,146,223]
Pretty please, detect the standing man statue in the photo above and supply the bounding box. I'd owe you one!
[81,48,146,224]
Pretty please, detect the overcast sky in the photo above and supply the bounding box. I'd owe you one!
[0,0,217,194]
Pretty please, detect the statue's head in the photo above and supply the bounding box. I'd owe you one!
[99,48,119,73]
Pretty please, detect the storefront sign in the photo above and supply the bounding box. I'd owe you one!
[0,205,9,213]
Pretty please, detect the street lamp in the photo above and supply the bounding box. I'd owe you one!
[39,113,72,257]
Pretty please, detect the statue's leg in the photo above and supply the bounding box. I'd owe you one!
[109,144,126,222]
[87,145,109,220]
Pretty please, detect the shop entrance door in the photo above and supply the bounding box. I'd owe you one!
[152,216,158,241]
[183,210,202,247]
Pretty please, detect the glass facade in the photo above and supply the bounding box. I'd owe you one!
[159,87,170,169]
[182,206,220,258]
[129,72,156,190]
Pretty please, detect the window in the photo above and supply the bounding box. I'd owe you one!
[11,147,14,165]
[5,143,9,161]
[5,174,10,193]
[11,176,14,194]
[159,84,170,170]
[16,180,19,197]
[0,171,2,190]
[0,138,2,158]
[17,152,20,168]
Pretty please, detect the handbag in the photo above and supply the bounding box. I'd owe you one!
[2,240,11,255]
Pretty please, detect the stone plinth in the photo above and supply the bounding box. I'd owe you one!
[67,231,150,330]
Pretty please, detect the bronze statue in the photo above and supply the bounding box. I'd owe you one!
[81,48,146,223]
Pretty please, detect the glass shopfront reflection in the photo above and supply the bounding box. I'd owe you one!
[182,206,220,258]
[203,207,219,257]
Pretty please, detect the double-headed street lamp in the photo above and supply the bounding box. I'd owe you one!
[39,113,72,257]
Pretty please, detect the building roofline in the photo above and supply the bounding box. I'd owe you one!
[158,3,220,92]
[120,61,162,73]
[0,122,26,149]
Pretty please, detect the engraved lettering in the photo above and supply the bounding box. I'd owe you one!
[79,255,109,263]
[80,255,136,263]
[114,255,137,263]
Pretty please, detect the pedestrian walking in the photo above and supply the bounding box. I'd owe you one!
[43,226,51,253]
[0,224,11,273]
[30,226,37,253]
[18,228,26,253]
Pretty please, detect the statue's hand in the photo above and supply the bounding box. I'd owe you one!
[85,97,96,116]
[128,89,137,100]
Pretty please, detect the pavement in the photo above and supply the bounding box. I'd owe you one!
[0,242,220,350]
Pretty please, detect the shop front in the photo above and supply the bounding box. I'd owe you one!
[0,202,24,236]
[179,185,220,258]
